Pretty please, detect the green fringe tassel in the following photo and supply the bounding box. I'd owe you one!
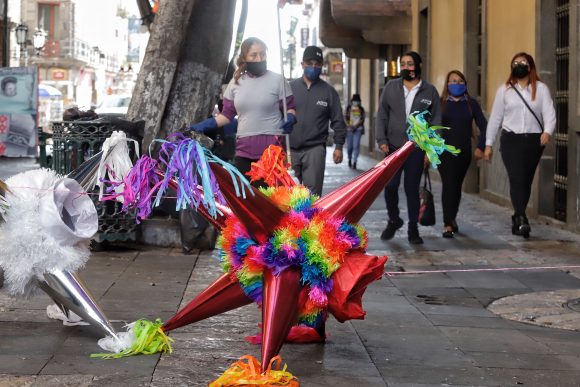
[407,111,461,168]
[91,319,173,359]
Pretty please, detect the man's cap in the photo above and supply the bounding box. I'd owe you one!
[303,46,323,62]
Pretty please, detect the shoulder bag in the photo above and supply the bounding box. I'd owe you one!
[419,169,436,226]
[509,83,544,132]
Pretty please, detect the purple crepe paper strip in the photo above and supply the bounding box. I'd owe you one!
[102,155,161,223]
[153,134,226,218]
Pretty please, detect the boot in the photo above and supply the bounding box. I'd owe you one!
[348,159,352,168]
[517,215,530,238]
[512,215,530,238]
[352,161,357,170]
[407,227,424,245]
[380,218,404,240]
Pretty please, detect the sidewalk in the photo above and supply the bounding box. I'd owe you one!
[1,149,580,386]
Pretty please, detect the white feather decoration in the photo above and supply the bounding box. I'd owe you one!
[0,169,97,298]
[95,131,139,201]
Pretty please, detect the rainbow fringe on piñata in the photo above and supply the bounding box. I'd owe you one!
[217,185,368,329]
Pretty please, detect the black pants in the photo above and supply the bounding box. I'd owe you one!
[438,150,471,226]
[233,155,268,189]
[500,131,544,217]
[383,146,425,229]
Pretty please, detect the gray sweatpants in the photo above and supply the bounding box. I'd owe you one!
[291,144,326,197]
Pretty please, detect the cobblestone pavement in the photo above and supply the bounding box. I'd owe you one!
[1,150,580,386]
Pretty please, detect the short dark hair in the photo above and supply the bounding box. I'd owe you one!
[401,51,422,78]
[1,76,17,91]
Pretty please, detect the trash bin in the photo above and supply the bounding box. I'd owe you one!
[50,119,140,243]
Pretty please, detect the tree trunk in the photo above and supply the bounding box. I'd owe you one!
[128,0,236,150]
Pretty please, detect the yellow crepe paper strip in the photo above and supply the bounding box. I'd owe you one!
[209,355,299,386]
[91,319,173,359]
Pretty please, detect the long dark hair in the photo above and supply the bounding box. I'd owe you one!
[440,70,469,111]
[233,37,267,84]
[505,52,540,101]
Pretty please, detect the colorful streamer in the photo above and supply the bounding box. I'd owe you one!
[217,185,368,329]
[91,319,173,359]
[247,145,296,188]
[406,110,460,168]
[102,135,253,222]
[209,355,298,387]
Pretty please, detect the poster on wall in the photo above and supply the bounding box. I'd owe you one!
[0,66,38,157]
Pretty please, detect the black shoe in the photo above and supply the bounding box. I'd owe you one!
[442,230,454,238]
[348,159,352,168]
[380,218,404,240]
[512,215,531,238]
[408,228,424,245]
[352,162,357,170]
[450,220,459,233]
[515,215,530,238]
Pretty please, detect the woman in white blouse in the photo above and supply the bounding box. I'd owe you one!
[484,52,556,238]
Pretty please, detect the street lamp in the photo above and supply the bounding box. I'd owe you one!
[15,23,28,45]
[32,28,47,55]
[15,23,29,66]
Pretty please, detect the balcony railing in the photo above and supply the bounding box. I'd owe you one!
[42,38,120,72]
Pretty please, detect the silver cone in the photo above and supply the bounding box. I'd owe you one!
[38,268,120,342]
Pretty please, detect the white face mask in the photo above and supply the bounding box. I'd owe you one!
[352,101,360,106]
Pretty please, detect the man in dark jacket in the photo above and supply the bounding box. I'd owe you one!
[375,51,441,245]
[289,46,347,197]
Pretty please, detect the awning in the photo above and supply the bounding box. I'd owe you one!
[39,84,62,98]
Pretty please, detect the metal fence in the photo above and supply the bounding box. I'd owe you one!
[50,120,137,243]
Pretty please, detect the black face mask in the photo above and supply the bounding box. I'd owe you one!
[246,61,267,76]
[512,64,529,79]
[400,68,419,81]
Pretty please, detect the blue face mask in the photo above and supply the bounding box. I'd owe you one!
[448,83,467,97]
[304,66,322,81]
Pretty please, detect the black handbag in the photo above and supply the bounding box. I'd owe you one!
[419,169,436,226]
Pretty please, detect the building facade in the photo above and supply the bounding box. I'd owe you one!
[321,0,580,232]
[19,0,130,109]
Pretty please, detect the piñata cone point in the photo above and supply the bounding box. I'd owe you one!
[260,268,302,372]
[162,273,253,332]
[314,141,415,223]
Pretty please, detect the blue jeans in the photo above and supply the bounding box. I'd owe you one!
[346,127,363,163]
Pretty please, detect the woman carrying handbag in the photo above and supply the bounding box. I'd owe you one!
[484,52,556,238]
[439,70,487,238]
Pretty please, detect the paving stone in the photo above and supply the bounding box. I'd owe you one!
[377,364,489,386]
[90,375,151,387]
[467,351,580,371]
[41,353,160,376]
[479,367,580,386]
[438,326,554,354]
[506,270,580,291]
[427,314,516,329]
[0,355,51,374]
[446,271,530,289]
[32,375,94,387]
